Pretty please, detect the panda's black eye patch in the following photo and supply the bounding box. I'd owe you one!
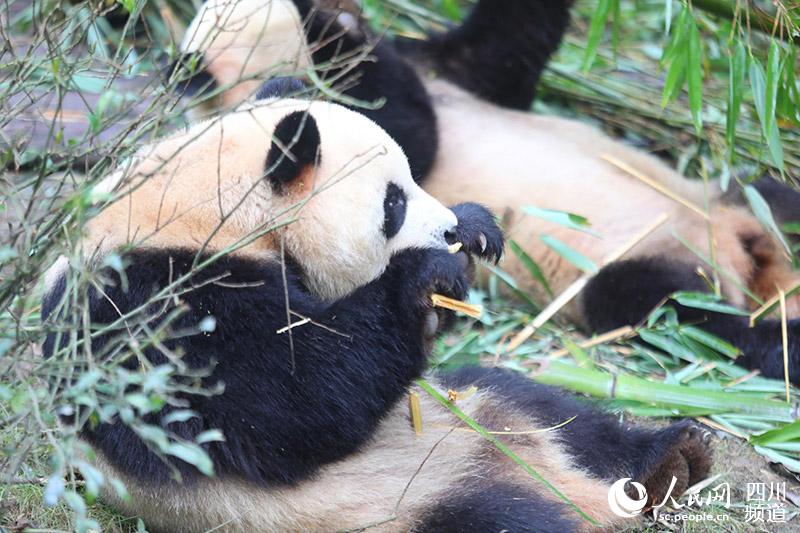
[383,182,407,239]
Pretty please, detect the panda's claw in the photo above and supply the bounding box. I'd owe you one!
[449,203,505,264]
[478,233,487,253]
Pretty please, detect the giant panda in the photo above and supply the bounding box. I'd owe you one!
[171,0,800,381]
[42,85,712,531]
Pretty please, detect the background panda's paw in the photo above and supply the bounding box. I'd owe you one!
[640,421,713,508]
[449,203,504,264]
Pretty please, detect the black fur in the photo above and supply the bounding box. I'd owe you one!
[396,0,573,110]
[752,179,800,250]
[439,367,711,511]
[265,111,321,191]
[43,246,474,487]
[254,77,308,100]
[582,257,800,381]
[43,201,504,487]
[450,203,504,264]
[441,368,708,481]
[383,182,408,239]
[416,479,579,532]
[165,52,218,98]
[296,4,438,182]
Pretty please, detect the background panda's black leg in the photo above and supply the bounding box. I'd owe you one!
[581,257,800,381]
[397,0,573,110]
[753,178,800,251]
[414,480,578,533]
[439,368,712,507]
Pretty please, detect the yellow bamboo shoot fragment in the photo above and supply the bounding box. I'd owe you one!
[409,392,423,436]
[431,293,483,319]
[448,242,463,254]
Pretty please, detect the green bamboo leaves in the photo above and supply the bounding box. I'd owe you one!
[727,42,747,162]
[582,0,619,71]
[750,41,785,172]
[661,5,703,134]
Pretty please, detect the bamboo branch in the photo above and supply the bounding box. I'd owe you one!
[692,0,799,44]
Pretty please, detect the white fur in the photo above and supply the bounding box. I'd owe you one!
[90,377,623,532]
[181,0,311,111]
[81,97,458,301]
[176,3,799,319]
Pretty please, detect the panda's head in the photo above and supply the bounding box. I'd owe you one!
[256,96,458,299]
[177,0,311,110]
[86,94,457,300]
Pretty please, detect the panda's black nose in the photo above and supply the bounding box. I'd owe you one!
[444,227,458,245]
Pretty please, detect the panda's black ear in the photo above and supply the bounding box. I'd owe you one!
[254,77,307,101]
[266,111,321,192]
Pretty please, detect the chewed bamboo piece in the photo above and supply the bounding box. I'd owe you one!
[506,213,670,353]
[431,294,483,319]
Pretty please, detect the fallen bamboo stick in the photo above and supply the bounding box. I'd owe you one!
[602,154,710,220]
[506,213,670,353]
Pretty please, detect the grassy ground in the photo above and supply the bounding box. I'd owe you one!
[2,0,800,531]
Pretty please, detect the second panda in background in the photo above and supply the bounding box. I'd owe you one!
[173,0,800,380]
[43,82,712,532]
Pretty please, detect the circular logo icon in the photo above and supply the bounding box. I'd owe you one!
[608,478,648,518]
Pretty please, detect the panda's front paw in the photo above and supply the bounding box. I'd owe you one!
[389,248,470,312]
[449,203,504,264]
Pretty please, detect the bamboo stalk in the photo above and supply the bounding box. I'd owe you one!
[506,214,670,352]
[780,288,790,403]
[696,416,748,439]
[531,360,794,420]
[527,326,636,362]
[691,0,800,44]
[749,281,800,327]
[408,392,423,436]
[601,155,710,220]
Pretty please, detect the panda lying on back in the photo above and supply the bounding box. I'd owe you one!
[173,0,800,381]
[43,87,710,531]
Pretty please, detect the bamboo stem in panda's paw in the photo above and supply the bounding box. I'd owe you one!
[431,294,483,319]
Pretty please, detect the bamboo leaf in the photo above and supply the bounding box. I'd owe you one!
[417,379,599,526]
[508,239,553,298]
[751,419,800,446]
[679,326,740,358]
[540,234,598,274]
[583,0,613,72]
[687,16,703,133]
[522,206,598,236]
[765,40,782,135]
[662,45,687,107]
[743,185,791,255]
[671,291,750,316]
[726,42,747,161]
[750,56,785,171]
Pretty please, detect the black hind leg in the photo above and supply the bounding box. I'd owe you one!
[440,367,712,506]
[396,0,573,109]
[582,257,800,381]
[415,480,578,533]
[753,178,800,229]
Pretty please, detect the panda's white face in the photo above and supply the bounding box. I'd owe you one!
[269,99,458,300]
[181,0,312,109]
[82,98,457,301]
